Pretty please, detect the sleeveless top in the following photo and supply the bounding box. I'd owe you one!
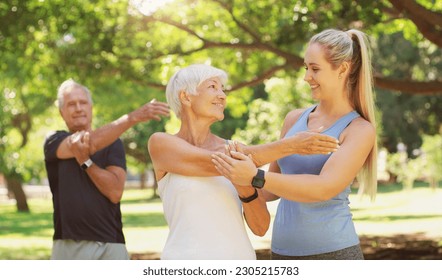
[272,105,361,256]
[158,173,256,260]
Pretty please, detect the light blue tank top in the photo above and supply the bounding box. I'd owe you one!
[272,105,360,256]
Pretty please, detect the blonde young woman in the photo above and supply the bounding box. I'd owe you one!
[212,29,377,260]
[148,64,340,260]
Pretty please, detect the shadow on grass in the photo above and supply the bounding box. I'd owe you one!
[1,211,53,237]
[0,246,51,260]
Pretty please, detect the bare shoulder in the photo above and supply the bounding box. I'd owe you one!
[349,117,375,134]
[284,108,305,124]
[280,108,306,136]
[149,131,172,142]
[148,132,178,150]
[342,117,376,143]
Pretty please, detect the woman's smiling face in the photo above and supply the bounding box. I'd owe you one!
[190,77,227,121]
[303,42,342,100]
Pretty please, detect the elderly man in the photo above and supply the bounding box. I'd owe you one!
[44,79,169,259]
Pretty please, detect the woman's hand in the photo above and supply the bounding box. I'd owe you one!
[212,151,257,186]
[286,129,340,155]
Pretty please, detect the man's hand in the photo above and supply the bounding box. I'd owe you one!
[128,99,170,123]
[69,131,91,165]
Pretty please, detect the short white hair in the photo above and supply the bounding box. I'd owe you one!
[57,78,92,108]
[165,64,228,118]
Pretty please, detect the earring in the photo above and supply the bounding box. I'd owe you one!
[338,74,342,79]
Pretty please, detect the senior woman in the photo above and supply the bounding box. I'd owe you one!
[148,64,339,260]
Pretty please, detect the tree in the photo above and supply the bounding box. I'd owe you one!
[129,0,442,95]
[1,0,441,211]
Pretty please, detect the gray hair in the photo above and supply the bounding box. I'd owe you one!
[57,78,93,108]
[165,64,228,118]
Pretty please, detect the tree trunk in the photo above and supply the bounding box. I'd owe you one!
[429,177,439,192]
[151,174,159,199]
[5,176,29,212]
[140,170,146,189]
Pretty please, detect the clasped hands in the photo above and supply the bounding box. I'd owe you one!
[211,131,340,188]
[212,141,256,188]
[67,131,92,165]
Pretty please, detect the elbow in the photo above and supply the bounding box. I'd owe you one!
[312,193,332,203]
[109,190,123,204]
[309,185,344,203]
[251,214,270,237]
[109,195,122,204]
[254,225,269,237]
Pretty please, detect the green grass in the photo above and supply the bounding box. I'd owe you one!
[1,183,441,260]
[0,188,165,260]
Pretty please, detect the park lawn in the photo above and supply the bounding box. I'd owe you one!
[0,183,441,260]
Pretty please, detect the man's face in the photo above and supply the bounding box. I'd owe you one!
[59,87,93,132]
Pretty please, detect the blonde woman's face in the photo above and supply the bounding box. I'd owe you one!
[303,43,343,100]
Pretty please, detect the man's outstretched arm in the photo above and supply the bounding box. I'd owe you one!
[57,100,169,159]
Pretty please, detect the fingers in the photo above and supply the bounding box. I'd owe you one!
[234,141,245,154]
[211,153,234,178]
[148,104,170,117]
[142,100,170,119]
[82,131,90,148]
[291,131,340,155]
[227,140,236,153]
[212,152,236,166]
[229,151,249,161]
[71,131,84,143]
[225,140,239,157]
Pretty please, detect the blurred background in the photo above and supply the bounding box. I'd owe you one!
[1,0,441,260]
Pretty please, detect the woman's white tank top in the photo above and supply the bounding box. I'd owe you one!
[158,173,256,260]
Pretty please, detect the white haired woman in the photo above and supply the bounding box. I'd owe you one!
[148,64,340,260]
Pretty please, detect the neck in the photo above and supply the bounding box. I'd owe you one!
[316,98,354,118]
[177,115,214,147]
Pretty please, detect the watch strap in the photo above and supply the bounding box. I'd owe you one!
[81,158,93,170]
[238,188,258,203]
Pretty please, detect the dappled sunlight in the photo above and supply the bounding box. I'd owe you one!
[125,227,168,254]
[130,0,176,16]
[1,210,53,237]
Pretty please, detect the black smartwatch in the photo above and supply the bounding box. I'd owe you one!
[81,159,93,170]
[251,169,266,189]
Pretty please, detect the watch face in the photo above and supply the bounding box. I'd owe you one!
[252,177,265,188]
[252,169,265,188]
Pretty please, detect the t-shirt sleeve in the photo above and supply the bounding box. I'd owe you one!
[106,138,127,171]
[44,131,70,162]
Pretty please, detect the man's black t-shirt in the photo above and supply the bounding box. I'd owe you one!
[44,131,126,244]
